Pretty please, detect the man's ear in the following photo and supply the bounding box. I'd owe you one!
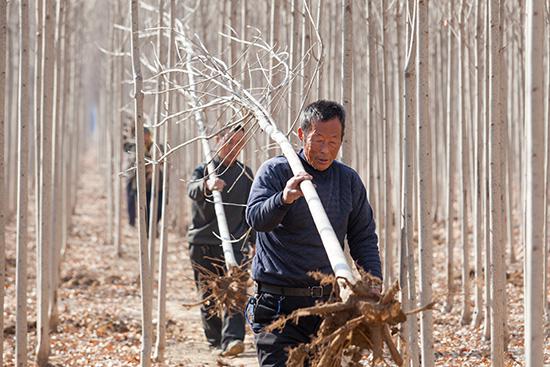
[297,127,304,142]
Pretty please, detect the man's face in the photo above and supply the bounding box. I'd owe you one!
[218,129,245,165]
[298,118,343,171]
[144,132,152,147]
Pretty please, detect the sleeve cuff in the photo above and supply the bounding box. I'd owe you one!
[274,191,292,209]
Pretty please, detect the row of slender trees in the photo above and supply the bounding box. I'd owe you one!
[119,0,549,366]
[1,0,91,365]
[1,0,549,366]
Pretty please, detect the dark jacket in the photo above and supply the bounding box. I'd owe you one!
[125,142,164,192]
[246,150,382,287]
[187,159,255,248]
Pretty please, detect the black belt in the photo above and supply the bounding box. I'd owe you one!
[256,282,332,298]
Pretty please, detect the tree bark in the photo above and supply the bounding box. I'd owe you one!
[341,0,353,165]
[381,0,394,290]
[147,0,164,287]
[445,0,456,313]
[130,0,153,365]
[402,0,420,364]
[154,0,175,361]
[112,1,122,257]
[472,0,485,328]
[15,1,30,365]
[60,0,71,258]
[482,0,492,341]
[545,9,550,322]
[36,1,57,364]
[489,0,506,365]
[34,0,43,268]
[417,0,434,365]
[0,0,7,364]
[287,0,301,144]
[458,0,472,326]
[48,0,66,331]
[523,0,545,364]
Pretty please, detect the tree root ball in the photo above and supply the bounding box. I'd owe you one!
[267,270,432,366]
[185,261,251,318]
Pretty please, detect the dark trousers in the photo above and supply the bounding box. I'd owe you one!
[126,181,163,233]
[189,244,246,349]
[126,182,137,226]
[246,291,327,367]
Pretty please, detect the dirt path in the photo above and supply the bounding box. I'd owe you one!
[3,155,258,366]
[61,157,259,366]
[3,153,549,366]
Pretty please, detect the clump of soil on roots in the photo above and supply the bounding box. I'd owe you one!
[267,270,433,366]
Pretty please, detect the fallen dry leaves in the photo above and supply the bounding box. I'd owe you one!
[1,154,549,366]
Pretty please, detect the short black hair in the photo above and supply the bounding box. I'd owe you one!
[300,100,346,137]
[230,124,245,133]
[220,124,244,138]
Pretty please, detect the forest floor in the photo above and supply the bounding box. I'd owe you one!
[2,154,550,366]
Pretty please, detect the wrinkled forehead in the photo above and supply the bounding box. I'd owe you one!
[308,119,342,137]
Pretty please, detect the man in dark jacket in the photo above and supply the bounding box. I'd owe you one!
[245,100,382,366]
[187,125,255,357]
[125,127,163,233]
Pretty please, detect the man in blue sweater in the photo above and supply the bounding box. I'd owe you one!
[245,100,382,366]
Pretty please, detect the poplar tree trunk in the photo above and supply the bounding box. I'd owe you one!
[341,0,353,164]
[15,1,30,365]
[60,0,71,258]
[523,0,545,364]
[269,0,281,120]
[472,0,484,328]
[7,3,17,219]
[417,0,434,365]
[381,0,394,290]
[314,0,323,97]
[458,0,472,326]
[106,5,115,250]
[49,0,66,331]
[147,0,164,286]
[482,0,492,341]
[489,0,506,365]
[115,0,125,257]
[402,0,420,364]
[154,0,175,360]
[34,0,43,259]
[445,0,456,313]
[340,0,357,277]
[545,14,550,321]
[0,0,7,364]
[37,1,57,364]
[287,0,300,141]
[301,0,313,107]
[130,0,153,365]
[112,1,122,257]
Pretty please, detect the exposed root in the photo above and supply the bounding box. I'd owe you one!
[183,261,251,318]
[267,269,433,366]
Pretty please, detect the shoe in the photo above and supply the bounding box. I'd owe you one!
[220,340,244,357]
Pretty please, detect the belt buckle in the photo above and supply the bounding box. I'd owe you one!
[310,286,323,298]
